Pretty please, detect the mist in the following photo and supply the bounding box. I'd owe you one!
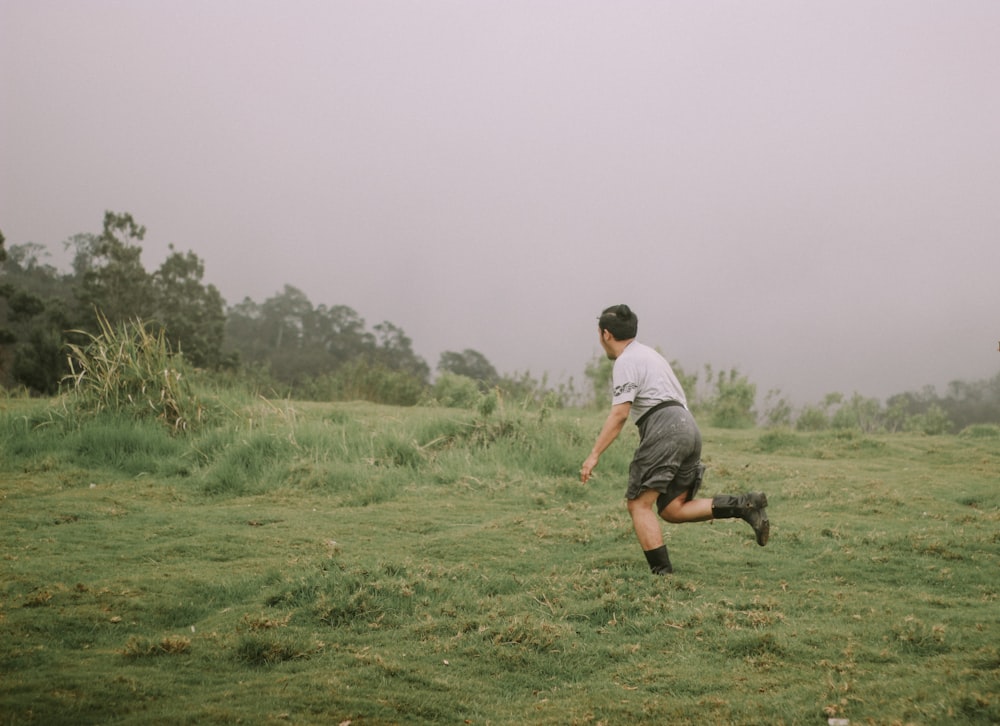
[3,1,998,404]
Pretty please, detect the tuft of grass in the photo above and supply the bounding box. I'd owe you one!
[234,634,315,666]
[73,417,185,475]
[199,430,297,496]
[63,312,206,431]
[754,428,805,453]
[121,635,192,659]
[889,615,949,655]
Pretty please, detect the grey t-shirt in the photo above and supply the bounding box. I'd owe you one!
[611,340,688,421]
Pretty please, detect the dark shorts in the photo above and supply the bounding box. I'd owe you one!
[626,405,703,505]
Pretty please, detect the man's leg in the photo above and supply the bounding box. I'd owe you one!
[626,490,673,574]
[658,491,769,546]
[656,465,771,547]
[658,494,713,523]
[627,489,666,549]
[660,492,771,547]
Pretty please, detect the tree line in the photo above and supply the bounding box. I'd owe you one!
[0,212,567,406]
[2,212,998,432]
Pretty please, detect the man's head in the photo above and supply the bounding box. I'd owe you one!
[598,304,637,359]
[599,304,638,341]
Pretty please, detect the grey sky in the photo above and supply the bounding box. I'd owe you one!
[2,1,998,404]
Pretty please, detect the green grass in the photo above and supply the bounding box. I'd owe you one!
[0,399,997,725]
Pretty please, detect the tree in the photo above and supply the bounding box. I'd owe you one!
[795,393,842,432]
[373,321,429,382]
[313,304,374,365]
[670,361,700,409]
[885,392,920,433]
[0,241,74,393]
[151,245,227,368]
[761,388,793,428]
[831,393,884,433]
[223,286,325,385]
[795,405,829,432]
[10,326,65,393]
[259,285,314,352]
[584,354,613,407]
[939,375,1000,430]
[703,367,757,428]
[223,297,267,364]
[429,372,483,408]
[905,403,952,435]
[76,211,154,324]
[222,288,429,399]
[437,349,499,390]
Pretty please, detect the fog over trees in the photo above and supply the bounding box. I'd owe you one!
[1,213,998,434]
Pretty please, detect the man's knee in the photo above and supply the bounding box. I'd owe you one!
[657,491,687,522]
[626,491,658,517]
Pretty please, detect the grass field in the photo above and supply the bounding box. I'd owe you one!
[1,398,998,725]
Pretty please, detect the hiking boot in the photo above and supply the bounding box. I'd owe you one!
[712,492,770,546]
[644,545,673,574]
[741,492,769,546]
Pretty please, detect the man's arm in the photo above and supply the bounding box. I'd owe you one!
[580,402,631,483]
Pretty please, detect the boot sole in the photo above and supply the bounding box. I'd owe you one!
[753,493,769,547]
[756,516,769,547]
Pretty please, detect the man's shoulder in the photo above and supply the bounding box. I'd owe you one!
[621,340,660,362]
[613,341,653,376]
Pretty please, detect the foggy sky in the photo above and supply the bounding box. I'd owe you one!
[2,1,998,405]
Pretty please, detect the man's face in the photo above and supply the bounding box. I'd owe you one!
[599,328,616,360]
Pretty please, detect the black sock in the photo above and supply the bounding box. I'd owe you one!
[643,545,673,574]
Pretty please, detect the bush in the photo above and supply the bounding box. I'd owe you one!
[761,389,793,428]
[959,423,1000,438]
[706,369,757,429]
[63,312,206,431]
[831,393,884,433]
[307,360,426,406]
[795,405,829,432]
[904,404,952,435]
[428,372,483,409]
[755,429,804,453]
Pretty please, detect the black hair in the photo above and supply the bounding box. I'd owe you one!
[598,304,638,340]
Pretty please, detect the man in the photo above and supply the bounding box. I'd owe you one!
[580,304,769,575]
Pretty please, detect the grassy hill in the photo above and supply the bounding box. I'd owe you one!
[1,397,997,724]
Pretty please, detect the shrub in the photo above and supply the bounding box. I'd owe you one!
[755,429,803,453]
[795,405,829,432]
[831,393,885,433]
[761,389,793,428]
[708,372,757,428]
[428,372,483,409]
[959,423,1000,438]
[63,312,206,431]
[309,360,426,406]
[904,403,952,435]
[696,366,757,428]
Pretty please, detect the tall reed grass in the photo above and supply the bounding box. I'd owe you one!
[63,312,205,431]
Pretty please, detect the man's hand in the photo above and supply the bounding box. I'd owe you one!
[581,402,630,484]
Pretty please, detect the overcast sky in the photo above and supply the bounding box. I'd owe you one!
[2,1,998,405]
